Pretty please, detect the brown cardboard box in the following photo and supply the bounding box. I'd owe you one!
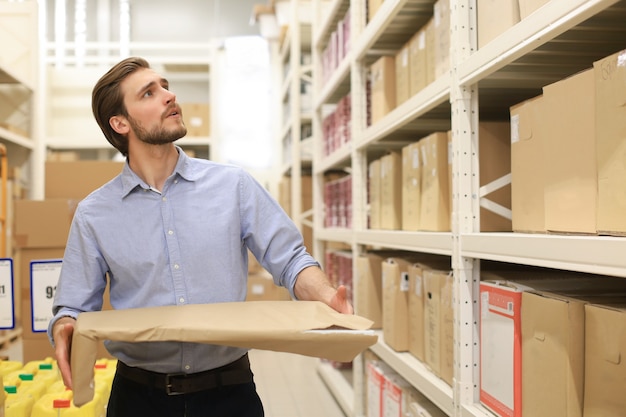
[380,152,402,230]
[433,0,450,79]
[409,21,434,97]
[382,257,413,352]
[423,268,453,385]
[583,302,626,417]
[368,0,384,22]
[45,161,123,200]
[477,0,520,48]
[594,49,626,235]
[402,141,422,231]
[246,272,291,302]
[369,158,382,229]
[419,132,450,231]
[370,56,396,125]
[355,253,385,329]
[180,102,210,137]
[510,95,546,233]
[13,199,76,249]
[479,122,512,232]
[520,291,626,417]
[518,0,550,19]
[408,261,450,362]
[395,42,411,106]
[543,69,596,234]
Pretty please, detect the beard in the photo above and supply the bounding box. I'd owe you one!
[127,113,187,146]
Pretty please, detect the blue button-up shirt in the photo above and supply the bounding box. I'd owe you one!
[48,147,318,373]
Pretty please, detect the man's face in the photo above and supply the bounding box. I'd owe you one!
[120,67,187,145]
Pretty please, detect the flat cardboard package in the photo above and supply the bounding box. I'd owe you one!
[510,95,546,233]
[402,141,422,231]
[543,69,596,234]
[419,132,450,231]
[45,161,124,200]
[71,301,377,406]
[476,0,520,48]
[594,49,626,235]
[583,303,626,417]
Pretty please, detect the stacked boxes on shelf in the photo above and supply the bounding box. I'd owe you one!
[321,8,350,84]
[324,175,352,229]
[322,93,351,156]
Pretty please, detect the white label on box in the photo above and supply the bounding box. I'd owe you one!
[412,148,420,169]
[190,116,203,127]
[618,51,626,67]
[510,114,520,144]
[418,31,426,50]
[414,276,422,297]
[30,260,62,332]
[400,272,410,292]
[251,284,265,295]
[0,259,15,329]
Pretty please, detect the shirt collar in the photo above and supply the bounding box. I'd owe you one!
[120,145,202,197]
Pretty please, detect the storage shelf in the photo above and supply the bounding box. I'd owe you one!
[370,331,454,416]
[315,227,353,245]
[461,233,626,278]
[353,0,435,65]
[355,230,453,256]
[314,143,351,174]
[315,52,352,108]
[0,126,34,150]
[313,0,350,50]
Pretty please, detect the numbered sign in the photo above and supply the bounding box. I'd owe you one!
[30,259,62,332]
[0,258,15,329]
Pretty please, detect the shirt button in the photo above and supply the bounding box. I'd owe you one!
[174,264,180,269]
[179,297,185,303]
[162,197,167,202]
[184,365,190,370]
[168,230,174,235]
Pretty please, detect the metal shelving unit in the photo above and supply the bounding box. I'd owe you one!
[309,0,626,416]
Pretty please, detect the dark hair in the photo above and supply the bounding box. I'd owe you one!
[91,57,150,156]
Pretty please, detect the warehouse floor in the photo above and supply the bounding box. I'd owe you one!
[0,339,346,417]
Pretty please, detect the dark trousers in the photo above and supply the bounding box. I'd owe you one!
[106,369,265,417]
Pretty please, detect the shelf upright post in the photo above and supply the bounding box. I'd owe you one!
[449,0,481,415]
[350,1,368,415]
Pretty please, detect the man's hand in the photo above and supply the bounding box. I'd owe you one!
[52,316,76,389]
[293,266,354,314]
[329,285,354,315]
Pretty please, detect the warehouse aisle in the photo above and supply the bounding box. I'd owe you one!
[0,340,346,417]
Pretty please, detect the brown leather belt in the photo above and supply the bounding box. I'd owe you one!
[115,353,253,395]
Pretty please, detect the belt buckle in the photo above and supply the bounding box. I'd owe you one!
[164,373,186,396]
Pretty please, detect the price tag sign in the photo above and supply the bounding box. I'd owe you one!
[0,258,15,329]
[30,260,62,332]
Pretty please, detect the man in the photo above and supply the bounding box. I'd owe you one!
[48,56,352,417]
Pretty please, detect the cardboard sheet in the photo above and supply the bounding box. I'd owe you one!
[71,301,377,406]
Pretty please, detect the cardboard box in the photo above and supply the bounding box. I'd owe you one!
[594,49,626,235]
[370,56,396,125]
[519,0,550,19]
[395,42,411,106]
[408,261,450,362]
[380,152,402,230]
[367,360,386,417]
[355,253,386,328]
[45,161,124,200]
[369,158,382,229]
[382,257,413,352]
[368,0,384,22]
[246,272,291,302]
[423,268,453,385]
[402,141,422,231]
[477,0,520,48]
[419,132,450,231]
[180,102,210,137]
[383,372,413,417]
[583,303,626,417]
[409,21,433,97]
[433,0,450,79]
[543,69,596,234]
[510,95,546,233]
[13,199,76,249]
[479,122,512,232]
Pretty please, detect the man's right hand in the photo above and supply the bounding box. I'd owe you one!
[52,316,76,389]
